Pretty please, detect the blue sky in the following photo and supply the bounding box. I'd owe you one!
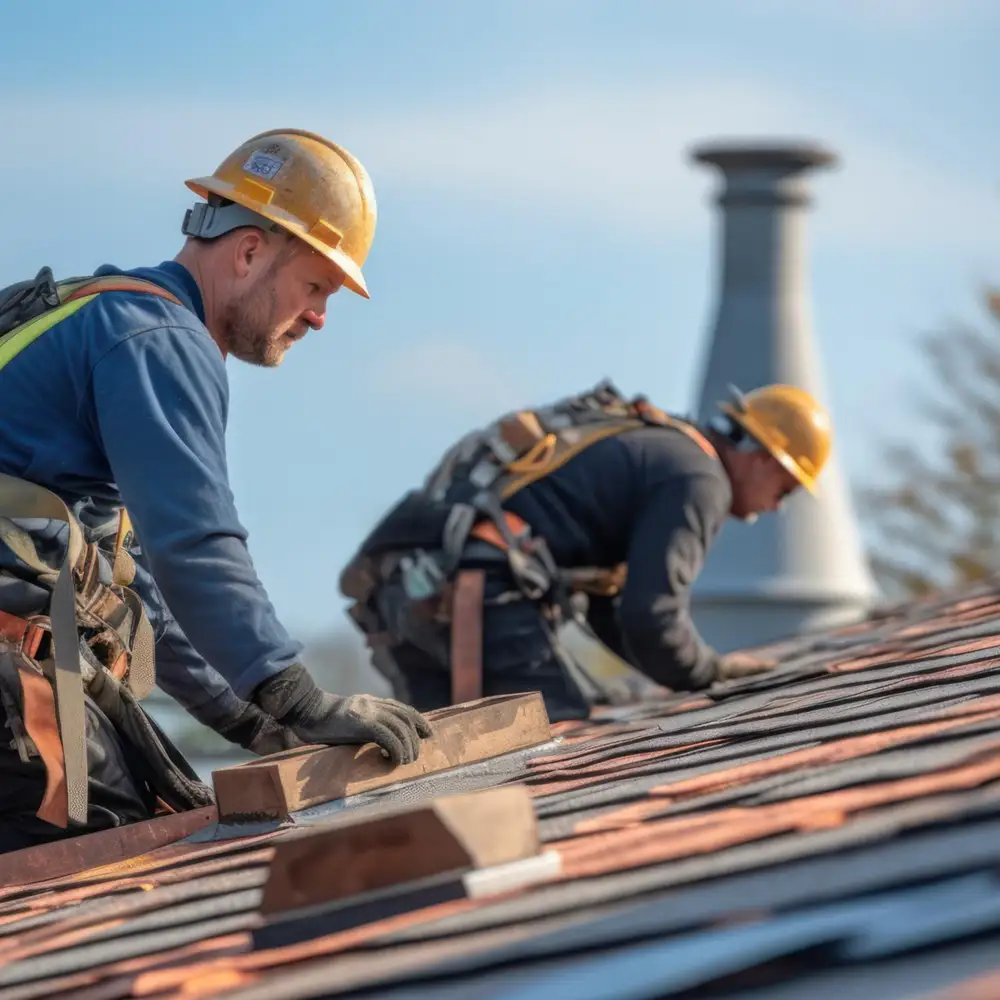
[1,0,996,639]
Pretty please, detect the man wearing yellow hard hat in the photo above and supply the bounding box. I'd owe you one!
[340,380,833,721]
[0,130,430,850]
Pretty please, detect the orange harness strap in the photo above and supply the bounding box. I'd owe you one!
[454,415,717,702]
[0,609,44,660]
[450,569,486,705]
[468,511,529,552]
[63,277,183,307]
[0,608,68,826]
[633,401,719,460]
[15,663,70,828]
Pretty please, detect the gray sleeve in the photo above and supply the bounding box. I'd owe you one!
[616,472,730,689]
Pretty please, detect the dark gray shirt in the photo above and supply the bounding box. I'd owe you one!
[505,425,732,688]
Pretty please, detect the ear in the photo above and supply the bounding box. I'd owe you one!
[232,229,268,279]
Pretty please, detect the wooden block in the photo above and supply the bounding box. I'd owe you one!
[212,692,551,821]
[259,784,538,916]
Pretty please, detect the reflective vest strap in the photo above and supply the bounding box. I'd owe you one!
[0,277,183,373]
[0,296,95,369]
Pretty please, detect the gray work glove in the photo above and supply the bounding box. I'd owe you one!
[253,663,433,765]
[715,652,778,682]
[214,700,309,756]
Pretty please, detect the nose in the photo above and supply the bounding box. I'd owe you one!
[303,309,325,331]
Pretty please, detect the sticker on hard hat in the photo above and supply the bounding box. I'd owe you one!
[243,151,285,180]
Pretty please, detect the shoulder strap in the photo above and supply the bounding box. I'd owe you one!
[498,409,718,502]
[60,276,184,308]
[0,475,89,826]
[498,418,647,501]
[0,276,183,372]
[630,400,719,461]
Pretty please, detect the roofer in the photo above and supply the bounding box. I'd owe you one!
[340,380,832,722]
[0,129,430,852]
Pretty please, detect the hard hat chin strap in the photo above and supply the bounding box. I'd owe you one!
[708,414,764,454]
[181,197,285,241]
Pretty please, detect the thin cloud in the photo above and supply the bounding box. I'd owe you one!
[756,0,994,30]
[4,72,995,256]
[368,338,528,421]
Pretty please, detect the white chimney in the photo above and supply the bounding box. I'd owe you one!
[688,141,879,651]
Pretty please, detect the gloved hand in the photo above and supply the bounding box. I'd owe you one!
[715,652,778,682]
[253,663,433,765]
[214,700,309,756]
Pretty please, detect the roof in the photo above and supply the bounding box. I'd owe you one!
[4,582,1000,999]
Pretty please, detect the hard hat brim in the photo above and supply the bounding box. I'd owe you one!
[718,401,819,495]
[185,176,371,300]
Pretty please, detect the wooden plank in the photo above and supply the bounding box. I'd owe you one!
[212,692,551,821]
[259,785,538,916]
[0,806,218,889]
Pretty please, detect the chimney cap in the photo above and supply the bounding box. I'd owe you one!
[690,140,838,173]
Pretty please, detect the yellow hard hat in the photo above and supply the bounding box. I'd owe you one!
[718,383,832,494]
[183,129,377,299]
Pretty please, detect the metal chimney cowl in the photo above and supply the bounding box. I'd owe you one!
[688,140,879,653]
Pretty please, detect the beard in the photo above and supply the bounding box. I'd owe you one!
[220,266,286,368]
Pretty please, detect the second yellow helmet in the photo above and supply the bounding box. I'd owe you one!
[718,384,833,494]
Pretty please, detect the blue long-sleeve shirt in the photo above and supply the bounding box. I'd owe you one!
[0,260,302,722]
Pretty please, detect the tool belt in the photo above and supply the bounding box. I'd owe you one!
[340,381,720,709]
[448,512,645,707]
[346,509,639,709]
[0,474,213,829]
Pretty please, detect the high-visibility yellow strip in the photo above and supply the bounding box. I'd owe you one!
[0,295,97,370]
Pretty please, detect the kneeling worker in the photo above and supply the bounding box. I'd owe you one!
[0,129,429,851]
[340,381,832,721]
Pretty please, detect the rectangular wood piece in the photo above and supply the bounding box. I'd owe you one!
[259,785,538,915]
[212,692,551,821]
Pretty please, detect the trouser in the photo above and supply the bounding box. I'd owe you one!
[0,692,157,853]
[375,562,591,723]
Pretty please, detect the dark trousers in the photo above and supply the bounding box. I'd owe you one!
[376,564,590,723]
[0,693,157,854]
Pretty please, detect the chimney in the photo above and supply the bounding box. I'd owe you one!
[688,141,879,651]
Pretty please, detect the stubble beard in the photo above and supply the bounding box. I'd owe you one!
[221,259,288,368]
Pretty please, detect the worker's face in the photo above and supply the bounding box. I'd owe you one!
[730,450,802,522]
[223,231,346,367]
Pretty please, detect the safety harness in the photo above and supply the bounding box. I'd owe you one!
[339,380,719,706]
[0,267,214,828]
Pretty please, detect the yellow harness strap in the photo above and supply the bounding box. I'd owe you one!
[0,276,182,371]
[0,276,179,825]
[500,412,718,502]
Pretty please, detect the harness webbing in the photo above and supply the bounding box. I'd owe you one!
[0,274,183,826]
[0,276,182,369]
[0,475,90,824]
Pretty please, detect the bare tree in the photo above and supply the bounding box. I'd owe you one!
[861,292,1000,600]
